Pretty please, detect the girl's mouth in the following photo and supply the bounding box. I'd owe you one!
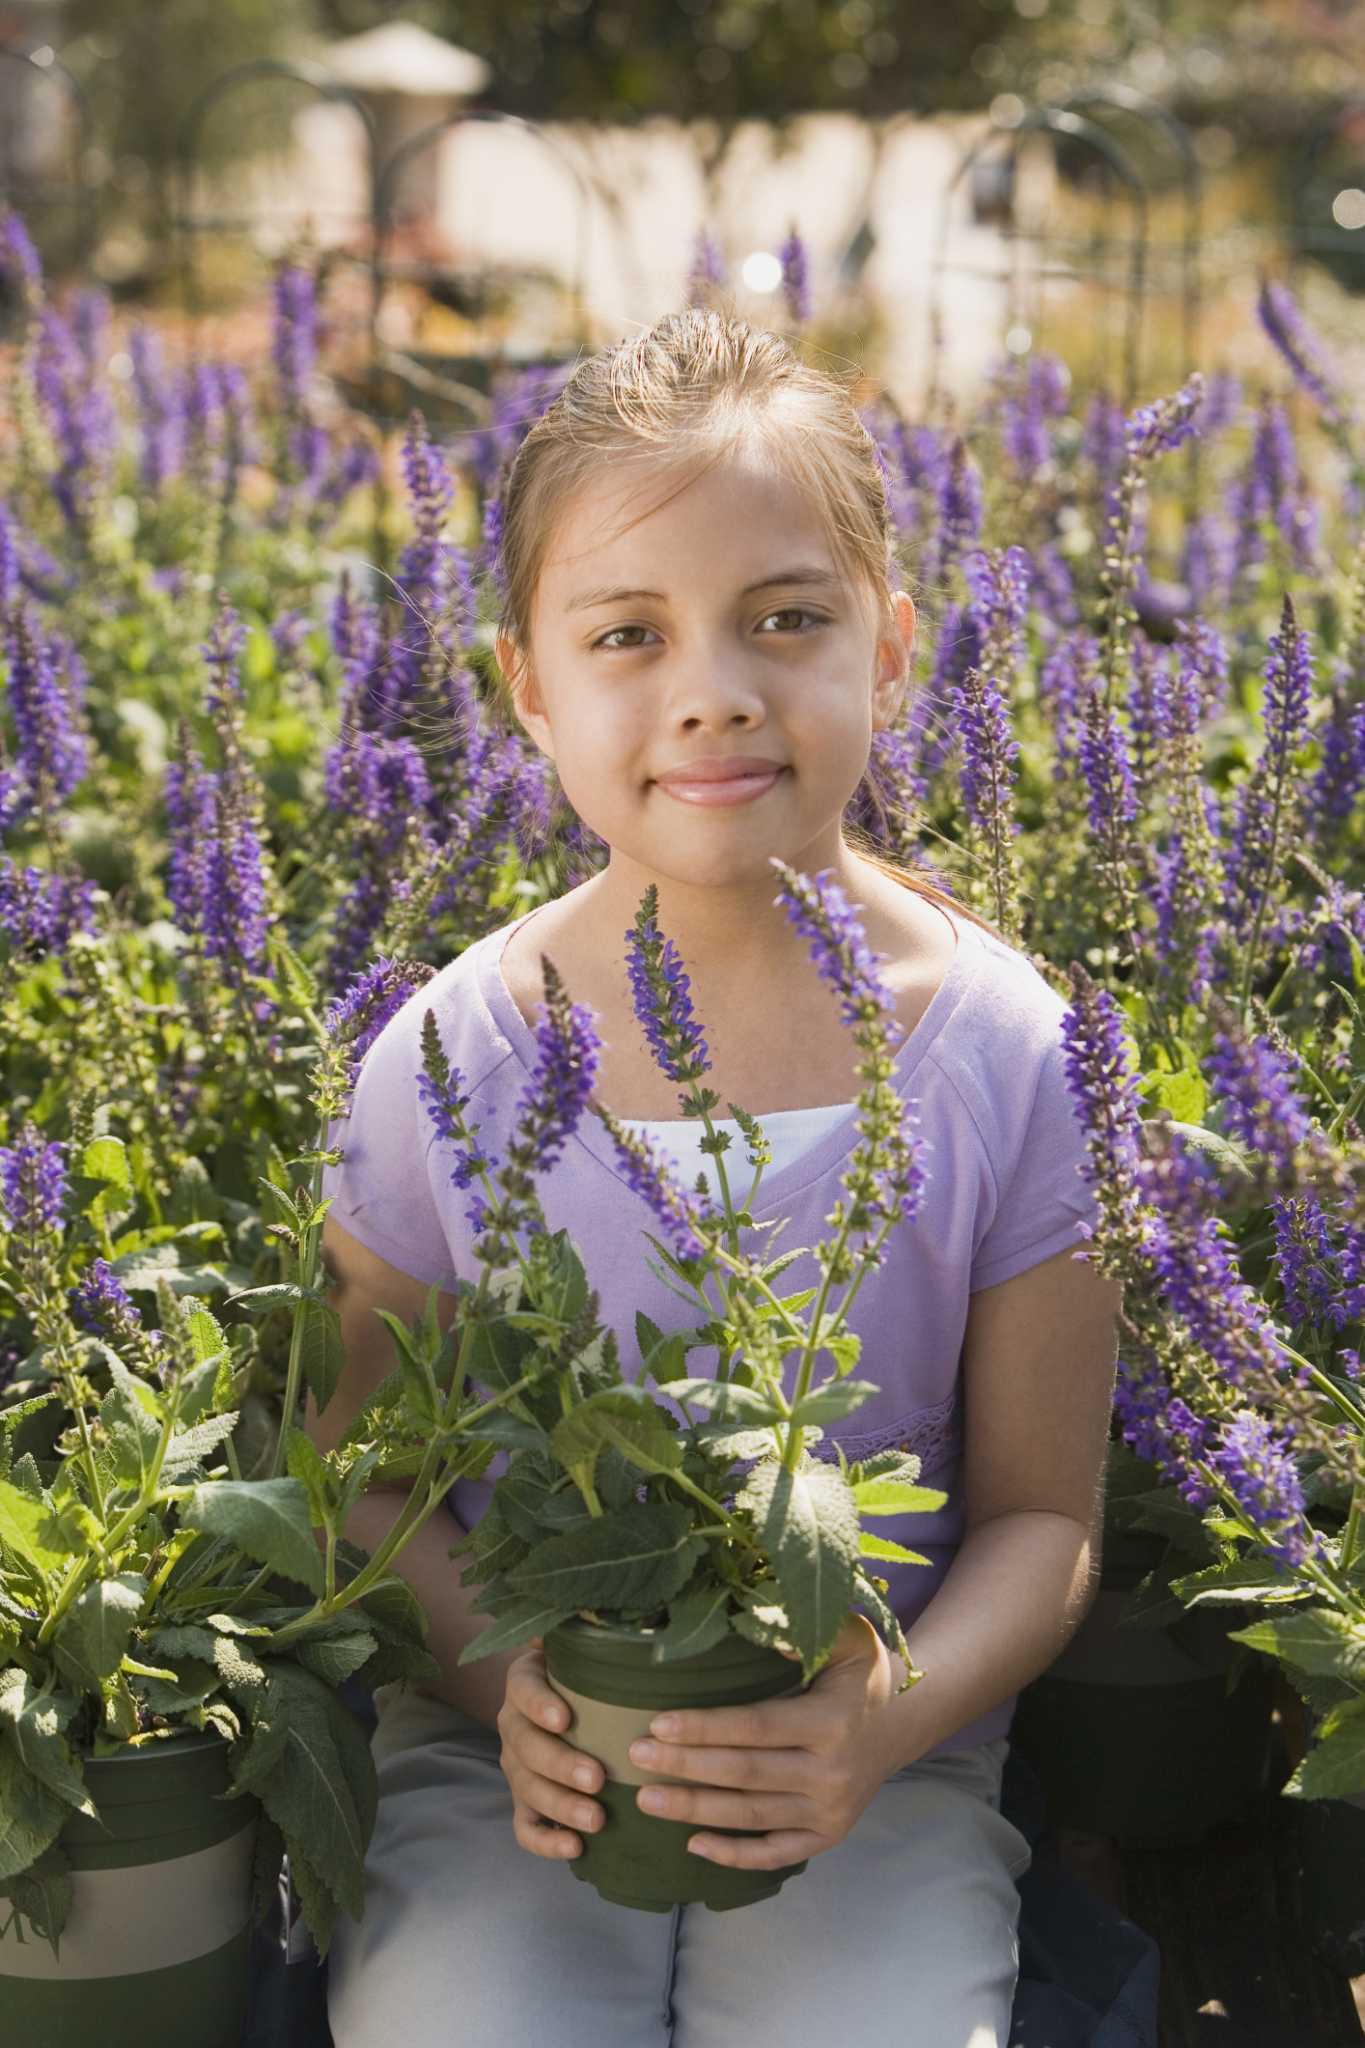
[652,767,787,807]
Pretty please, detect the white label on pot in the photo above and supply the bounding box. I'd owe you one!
[0,1822,256,1981]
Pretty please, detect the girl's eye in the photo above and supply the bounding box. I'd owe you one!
[758,606,825,634]
[591,609,826,650]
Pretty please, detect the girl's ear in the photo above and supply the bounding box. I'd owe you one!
[494,628,555,758]
[871,591,916,731]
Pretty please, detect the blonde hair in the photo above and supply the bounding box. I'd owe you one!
[491,306,1004,944]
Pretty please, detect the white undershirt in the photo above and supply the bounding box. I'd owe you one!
[617,1103,854,1195]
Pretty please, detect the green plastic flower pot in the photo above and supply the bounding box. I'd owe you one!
[0,1728,259,2048]
[1008,1531,1276,1843]
[543,1617,807,1913]
[1299,1779,1365,1972]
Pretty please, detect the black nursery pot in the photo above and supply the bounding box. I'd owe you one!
[1008,1529,1277,1843]
[0,1728,259,2048]
[542,1618,806,1913]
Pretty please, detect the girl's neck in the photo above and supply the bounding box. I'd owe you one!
[580,843,868,983]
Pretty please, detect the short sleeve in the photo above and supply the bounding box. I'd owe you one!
[969,1018,1100,1293]
[319,997,457,1290]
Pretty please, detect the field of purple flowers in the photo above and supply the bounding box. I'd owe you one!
[1,206,1363,1808]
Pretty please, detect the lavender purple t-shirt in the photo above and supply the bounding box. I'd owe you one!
[321,896,1101,1755]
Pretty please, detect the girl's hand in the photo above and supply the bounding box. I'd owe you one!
[496,1637,606,1861]
[623,1613,907,1870]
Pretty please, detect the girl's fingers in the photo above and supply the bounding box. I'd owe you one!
[687,1827,821,1872]
[634,1781,808,1834]
[509,1768,604,1846]
[505,1650,573,1734]
[512,1801,583,1860]
[508,1711,604,1795]
[628,1738,810,1792]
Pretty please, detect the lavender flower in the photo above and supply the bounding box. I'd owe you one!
[0,858,99,958]
[1206,1010,1314,1182]
[129,325,185,491]
[596,1112,714,1262]
[0,1124,67,1268]
[0,210,42,297]
[398,411,455,602]
[69,1256,142,1341]
[271,261,319,409]
[1059,967,1147,1242]
[994,352,1070,480]
[418,1009,500,1220]
[1272,1194,1365,1332]
[325,955,434,1098]
[1207,1410,1309,1566]
[1124,373,1205,461]
[625,884,711,1087]
[5,605,89,815]
[1220,597,1313,934]
[685,227,728,303]
[513,957,602,1175]
[1257,278,1352,431]
[927,438,983,585]
[1078,676,1140,844]
[771,864,898,1032]
[778,226,812,324]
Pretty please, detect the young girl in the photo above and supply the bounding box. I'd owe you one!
[312,309,1122,2047]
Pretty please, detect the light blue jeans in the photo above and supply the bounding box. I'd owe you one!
[327,1682,1033,2048]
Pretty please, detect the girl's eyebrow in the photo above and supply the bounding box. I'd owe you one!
[564,565,839,611]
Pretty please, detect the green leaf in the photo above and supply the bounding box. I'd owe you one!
[0,1838,72,1956]
[236,1663,376,1927]
[299,1299,344,1414]
[0,1670,92,1818]
[852,1478,949,1517]
[550,1391,683,1486]
[226,1283,320,1318]
[53,1574,147,1689]
[161,1412,241,1478]
[186,1305,228,1368]
[1228,1609,1365,1685]
[858,1533,932,1565]
[1170,1557,1310,1608]
[0,1743,67,1882]
[179,1479,324,1596]
[737,1460,859,1677]
[788,1380,879,1426]
[509,1504,703,1614]
[457,1600,576,1664]
[0,1479,68,1579]
[82,1136,132,1196]
[284,1427,332,1529]
[296,1630,378,1687]
[99,1367,164,1490]
[1283,1697,1365,1801]
[650,1584,733,1662]
[665,1379,784,1425]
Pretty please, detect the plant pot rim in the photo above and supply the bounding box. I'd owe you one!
[76,1727,229,1766]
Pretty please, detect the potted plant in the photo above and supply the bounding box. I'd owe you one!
[1008,1436,1278,1842]
[424,867,949,1914]
[0,956,554,2046]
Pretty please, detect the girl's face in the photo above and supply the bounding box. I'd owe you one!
[497,447,915,891]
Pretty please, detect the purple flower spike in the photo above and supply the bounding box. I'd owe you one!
[69,1256,142,1340]
[0,211,42,296]
[418,1009,498,1195]
[1257,278,1352,430]
[1206,1012,1313,1182]
[326,956,435,1099]
[5,604,88,814]
[0,1122,67,1237]
[0,858,99,958]
[1124,373,1206,461]
[685,227,728,302]
[778,225,812,324]
[625,885,711,1087]
[598,1114,714,1263]
[1207,1410,1309,1567]
[772,863,898,1033]
[514,956,602,1173]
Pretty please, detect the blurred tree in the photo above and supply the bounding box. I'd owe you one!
[62,0,315,204]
